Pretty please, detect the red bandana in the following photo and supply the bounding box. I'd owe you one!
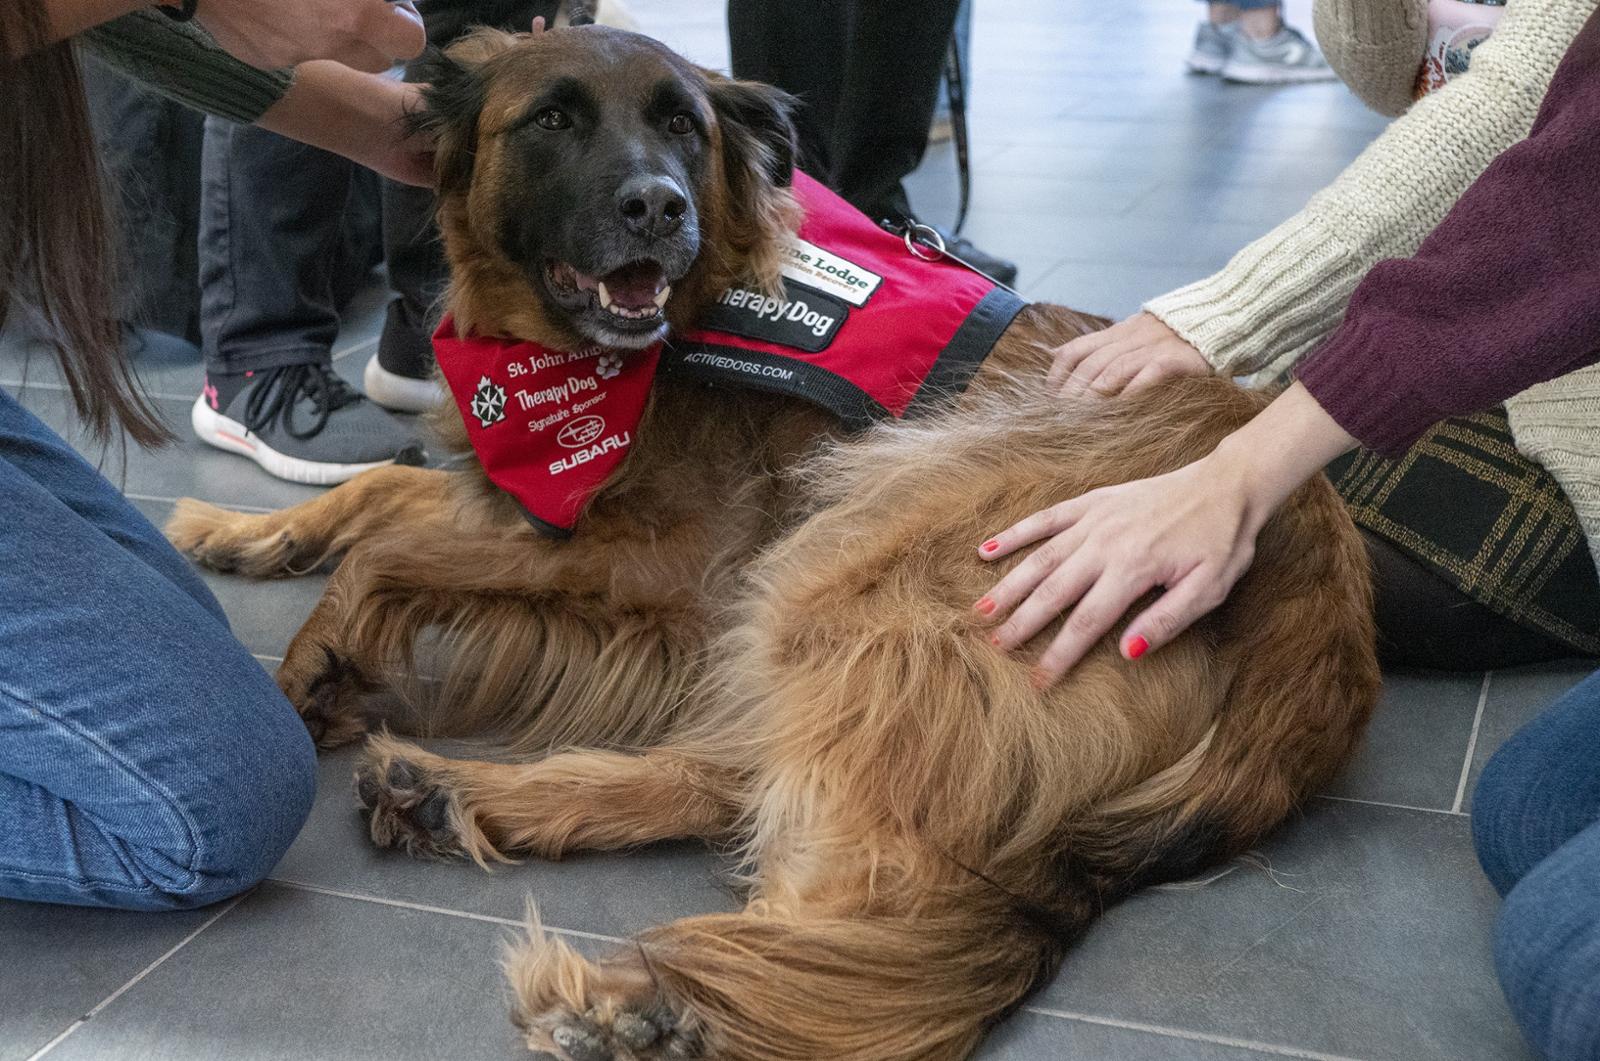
[433,172,1024,536]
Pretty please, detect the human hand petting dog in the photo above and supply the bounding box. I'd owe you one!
[258,62,434,186]
[974,382,1357,687]
[1049,311,1211,398]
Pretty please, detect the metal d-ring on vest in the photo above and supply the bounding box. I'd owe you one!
[895,220,1021,297]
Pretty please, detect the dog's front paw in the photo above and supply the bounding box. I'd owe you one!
[278,645,372,749]
[354,741,475,861]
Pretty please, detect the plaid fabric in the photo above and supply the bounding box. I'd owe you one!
[1328,408,1600,655]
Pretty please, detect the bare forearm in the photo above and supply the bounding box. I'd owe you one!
[257,61,433,187]
[1205,382,1358,532]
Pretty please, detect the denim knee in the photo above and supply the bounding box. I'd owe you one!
[1494,852,1600,1061]
[185,727,318,906]
[127,690,318,912]
[1473,741,1533,897]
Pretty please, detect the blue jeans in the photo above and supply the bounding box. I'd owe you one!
[0,388,316,910]
[1472,670,1600,1060]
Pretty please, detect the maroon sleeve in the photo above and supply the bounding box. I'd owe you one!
[1295,8,1600,457]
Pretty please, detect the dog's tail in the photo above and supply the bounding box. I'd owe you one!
[1062,473,1381,900]
[509,880,1084,1061]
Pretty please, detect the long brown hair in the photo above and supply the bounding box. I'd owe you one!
[0,0,170,446]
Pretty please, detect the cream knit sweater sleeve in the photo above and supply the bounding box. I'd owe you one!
[1143,0,1598,381]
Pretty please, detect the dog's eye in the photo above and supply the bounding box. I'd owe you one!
[668,113,695,135]
[534,108,572,131]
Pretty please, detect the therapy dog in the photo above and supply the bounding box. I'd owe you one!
[166,24,1379,1061]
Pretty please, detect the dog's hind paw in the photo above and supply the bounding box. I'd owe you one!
[354,740,484,862]
[164,498,301,577]
[509,931,704,1060]
[526,1005,701,1060]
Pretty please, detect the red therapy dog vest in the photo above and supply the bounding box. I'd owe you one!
[433,172,1025,537]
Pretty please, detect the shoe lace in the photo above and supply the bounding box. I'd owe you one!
[242,363,364,441]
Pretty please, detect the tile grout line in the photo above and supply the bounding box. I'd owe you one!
[266,878,629,945]
[1313,793,1466,818]
[3,376,198,404]
[1452,670,1493,814]
[1017,1006,1369,1061]
[26,893,248,1061]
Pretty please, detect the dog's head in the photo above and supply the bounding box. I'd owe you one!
[414,26,800,352]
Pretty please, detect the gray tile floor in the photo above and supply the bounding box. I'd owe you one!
[2,2,1590,1059]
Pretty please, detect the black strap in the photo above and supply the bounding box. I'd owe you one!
[943,31,972,236]
[661,286,1026,430]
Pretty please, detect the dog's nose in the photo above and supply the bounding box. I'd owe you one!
[618,176,688,238]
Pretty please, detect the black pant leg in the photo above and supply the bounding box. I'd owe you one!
[1364,531,1580,670]
[83,55,204,344]
[376,178,447,378]
[728,0,962,222]
[197,119,357,374]
[728,0,849,185]
[373,0,550,378]
[830,0,964,222]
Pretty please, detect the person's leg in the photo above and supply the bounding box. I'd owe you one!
[1472,670,1600,895]
[1363,531,1579,670]
[1190,2,1242,75]
[828,0,964,224]
[1471,672,1600,1057]
[1233,0,1284,40]
[194,119,425,486]
[363,176,448,413]
[1492,821,1600,1061]
[0,390,317,910]
[363,0,546,413]
[198,118,355,378]
[727,0,847,184]
[0,393,222,622]
[82,55,205,345]
[728,0,1018,282]
[1219,0,1335,83]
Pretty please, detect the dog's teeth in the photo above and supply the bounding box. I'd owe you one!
[653,285,671,309]
[597,281,613,309]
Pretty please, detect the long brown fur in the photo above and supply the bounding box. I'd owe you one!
[166,26,1379,1061]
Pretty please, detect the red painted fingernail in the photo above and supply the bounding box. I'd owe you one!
[981,539,1000,553]
[974,597,996,616]
[1127,635,1149,660]
[989,634,1003,647]
[1031,667,1053,690]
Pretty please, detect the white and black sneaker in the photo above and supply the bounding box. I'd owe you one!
[193,362,426,486]
[1187,20,1238,75]
[363,350,445,414]
[1221,26,1338,84]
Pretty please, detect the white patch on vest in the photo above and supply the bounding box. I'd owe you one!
[781,237,882,307]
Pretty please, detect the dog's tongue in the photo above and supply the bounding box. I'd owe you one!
[598,261,669,311]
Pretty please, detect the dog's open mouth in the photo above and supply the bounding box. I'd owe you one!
[544,259,672,329]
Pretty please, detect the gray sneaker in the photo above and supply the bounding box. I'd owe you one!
[1221,26,1338,84]
[1187,21,1237,76]
[193,362,426,485]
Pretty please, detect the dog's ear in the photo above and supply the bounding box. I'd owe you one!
[705,77,801,291]
[708,77,798,190]
[408,29,521,193]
